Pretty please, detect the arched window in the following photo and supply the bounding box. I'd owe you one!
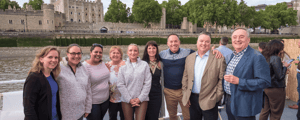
[71,19,73,22]
[79,19,81,22]
[71,12,72,14]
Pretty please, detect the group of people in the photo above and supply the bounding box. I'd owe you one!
[22,27,300,120]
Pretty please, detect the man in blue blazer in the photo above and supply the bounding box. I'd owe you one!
[223,28,271,120]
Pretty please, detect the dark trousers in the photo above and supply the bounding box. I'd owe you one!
[109,102,125,120]
[297,73,300,120]
[86,99,109,120]
[189,93,218,120]
[145,89,162,120]
[225,94,256,120]
[259,88,285,120]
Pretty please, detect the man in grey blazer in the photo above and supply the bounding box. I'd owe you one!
[182,32,226,120]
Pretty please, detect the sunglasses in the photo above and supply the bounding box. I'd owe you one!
[93,43,103,49]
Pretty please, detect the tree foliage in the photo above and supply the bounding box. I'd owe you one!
[104,0,128,23]
[23,2,28,9]
[132,0,162,27]
[0,0,21,10]
[161,0,186,25]
[28,0,43,10]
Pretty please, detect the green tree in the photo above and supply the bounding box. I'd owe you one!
[28,0,43,10]
[9,1,20,9]
[22,2,27,9]
[0,0,9,10]
[161,0,187,26]
[104,0,128,23]
[264,2,297,31]
[132,0,162,27]
[187,0,209,27]
[236,0,255,27]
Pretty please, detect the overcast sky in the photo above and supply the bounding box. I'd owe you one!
[13,0,292,14]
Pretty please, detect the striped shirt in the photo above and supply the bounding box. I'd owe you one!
[224,47,248,95]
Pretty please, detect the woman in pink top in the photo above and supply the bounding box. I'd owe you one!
[82,43,110,120]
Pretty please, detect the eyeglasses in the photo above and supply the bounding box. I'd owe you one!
[68,52,83,56]
[92,43,103,49]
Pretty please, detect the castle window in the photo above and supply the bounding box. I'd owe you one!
[39,20,42,25]
[21,20,24,25]
[93,21,94,23]
[92,14,94,16]
[99,14,100,17]
[52,20,53,24]
[76,7,78,9]
[99,10,100,12]
[72,6,74,8]
[69,6,71,8]
[86,20,88,22]
[86,8,87,10]
[71,12,72,14]
[78,13,80,15]
[71,19,73,22]
[92,9,94,11]
[9,20,12,24]
[47,20,49,24]
[86,13,87,16]
[79,19,81,22]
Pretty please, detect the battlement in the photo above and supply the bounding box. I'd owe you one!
[42,4,54,10]
[0,9,43,16]
[54,11,66,19]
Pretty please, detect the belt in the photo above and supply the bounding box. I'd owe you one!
[191,93,199,96]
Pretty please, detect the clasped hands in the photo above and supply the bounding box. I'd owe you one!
[130,98,141,107]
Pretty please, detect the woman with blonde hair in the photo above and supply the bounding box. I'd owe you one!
[57,43,92,120]
[117,43,152,120]
[23,46,62,120]
[107,46,126,120]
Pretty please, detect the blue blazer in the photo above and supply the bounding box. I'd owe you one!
[224,46,271,117]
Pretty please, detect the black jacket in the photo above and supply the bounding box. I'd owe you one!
[23,72,62,120]
[268,55,287,88]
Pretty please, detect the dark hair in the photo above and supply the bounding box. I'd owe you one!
[199,32,211,38]
[90,43,103,52]
[67,43,82,53]
[258,42,267,50]
[167,33,180,42]
[220,37,229,45]
[262,40,284,61]
[142,41,161,63]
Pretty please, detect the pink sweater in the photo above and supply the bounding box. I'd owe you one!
[83,61,110,104]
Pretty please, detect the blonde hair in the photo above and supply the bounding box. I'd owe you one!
[28,46,62,78]
[109,46,123,60]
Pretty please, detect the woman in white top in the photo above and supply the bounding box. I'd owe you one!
[107,46,126,120]
[117,43,152,120]
[82,43,110,120]
[57,44,92,120]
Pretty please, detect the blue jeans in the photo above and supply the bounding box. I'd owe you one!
[86,99,109,120]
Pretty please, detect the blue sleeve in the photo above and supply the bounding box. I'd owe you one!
[190,49,195,54]
[238,55,271,91]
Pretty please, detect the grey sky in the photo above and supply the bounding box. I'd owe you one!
[13,0,292,14]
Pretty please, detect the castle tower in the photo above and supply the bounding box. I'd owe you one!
[42,4,55,31]
[50,0,56,4]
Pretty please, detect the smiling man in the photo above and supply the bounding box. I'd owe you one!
[182,32,226,120]
[159,33,222,120]
[223,28,271,120]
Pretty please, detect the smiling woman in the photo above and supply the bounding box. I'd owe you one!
[82,43,110,120]
[23,46,62,120]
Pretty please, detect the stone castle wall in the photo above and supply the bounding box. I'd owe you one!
[53,0,103,23]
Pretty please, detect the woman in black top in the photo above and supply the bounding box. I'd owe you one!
[142,41,164,120]
[23,46,62,120]
[259,40,291,120]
